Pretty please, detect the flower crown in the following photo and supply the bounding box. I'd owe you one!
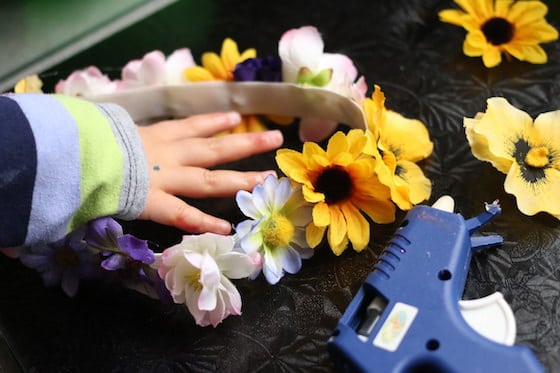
[8,5,560,327]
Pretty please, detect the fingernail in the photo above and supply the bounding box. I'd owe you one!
[258,170,277,183]
[266,130,284,145]
[217,220,233,234]
[225,112,241,126]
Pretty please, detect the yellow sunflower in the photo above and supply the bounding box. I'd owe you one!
[439,0,559,67]
[363,85,433,210]
[276,129,395,256]
[183,38,265,134]
[464,97,560,218]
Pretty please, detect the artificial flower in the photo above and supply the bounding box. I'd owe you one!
[14,75,43,93]
[157,233,258,327]
[120,49,195,89]
[19,228,95,297]
[84,217,154,271]
[183,38,267,134]
[184,38,256,81]
[278,25,367,142]
[235,175,313,284]
[439,0,559,67]
[55,66,118,96]
[276,129,395,255]
[363,85,433,210]
[233,56,282,82]
[464,97,560,218]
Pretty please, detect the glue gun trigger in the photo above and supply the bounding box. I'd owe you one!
[458,292,517,346]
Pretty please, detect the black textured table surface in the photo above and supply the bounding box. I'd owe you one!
[2,0,560,372]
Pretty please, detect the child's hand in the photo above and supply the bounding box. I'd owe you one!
[137,112,283,235]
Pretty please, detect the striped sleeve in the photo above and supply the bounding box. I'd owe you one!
[0,96,38,247]
[0,93,149,247]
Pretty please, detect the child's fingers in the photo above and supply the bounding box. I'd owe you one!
[174,130,284,167]
[156,167,276,197]
[150,112,242,140]
[139,190,232,235]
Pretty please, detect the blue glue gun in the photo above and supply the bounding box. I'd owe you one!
[328,196,545,373]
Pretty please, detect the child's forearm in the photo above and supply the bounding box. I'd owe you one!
[0,94,148,247]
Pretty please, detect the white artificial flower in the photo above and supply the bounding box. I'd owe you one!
[235,175,313,284]
[157,233,257,327]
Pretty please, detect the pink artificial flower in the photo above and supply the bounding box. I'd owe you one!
[120,48,195,89]
[55,66,117,96]
[157,233,258,327]
[278,26,367,142]
[278,26,365,96]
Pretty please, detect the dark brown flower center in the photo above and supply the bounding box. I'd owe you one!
[315,167,353,204]
[481,17,514,45]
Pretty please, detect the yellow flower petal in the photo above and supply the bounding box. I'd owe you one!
[306,223,326,248]
[346,129,368,158]
[202,52,229,80]
[220,38,241,73]
[507,0,547,27]
[505,163,560,217]
[382,111,433,162]
[464,116,513,173]
[504,43,547,64]
[276,149,313,186]
[347,157,376,180]
[455,0,493,22]
[312,202,330,227]
[246,115,268,132]
[493,0,514,18]
[239,48,257,62]
[439,9,469,27]
[353,193,395,224]
[330,235,349,256]
[303,185,324,203]
[14,75,43,93]
[327,131,349,158]
[481,46,502,68]
[534,110,560,145]
[363,85,385,138]
[341,203,370,252]
[466,97,532,165]
[328,206,347,244]
[183,66,216,82]
[266,114,294,125]
[220,38,256,74]
[396,160,432,205]
[327,205,348,251]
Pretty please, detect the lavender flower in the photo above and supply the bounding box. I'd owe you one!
[84,217,154,271]
[19,228,95,297]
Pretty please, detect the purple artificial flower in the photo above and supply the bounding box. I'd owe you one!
[233,56,282,82]
[84,217,155,271]
[19,228,95,297]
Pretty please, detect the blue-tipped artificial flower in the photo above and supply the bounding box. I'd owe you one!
[84,217,155,271]
[19,228,95,297]
[233,56,282,82]
[235,174,313,284]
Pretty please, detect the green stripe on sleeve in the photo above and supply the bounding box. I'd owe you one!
[55,95,124,232]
